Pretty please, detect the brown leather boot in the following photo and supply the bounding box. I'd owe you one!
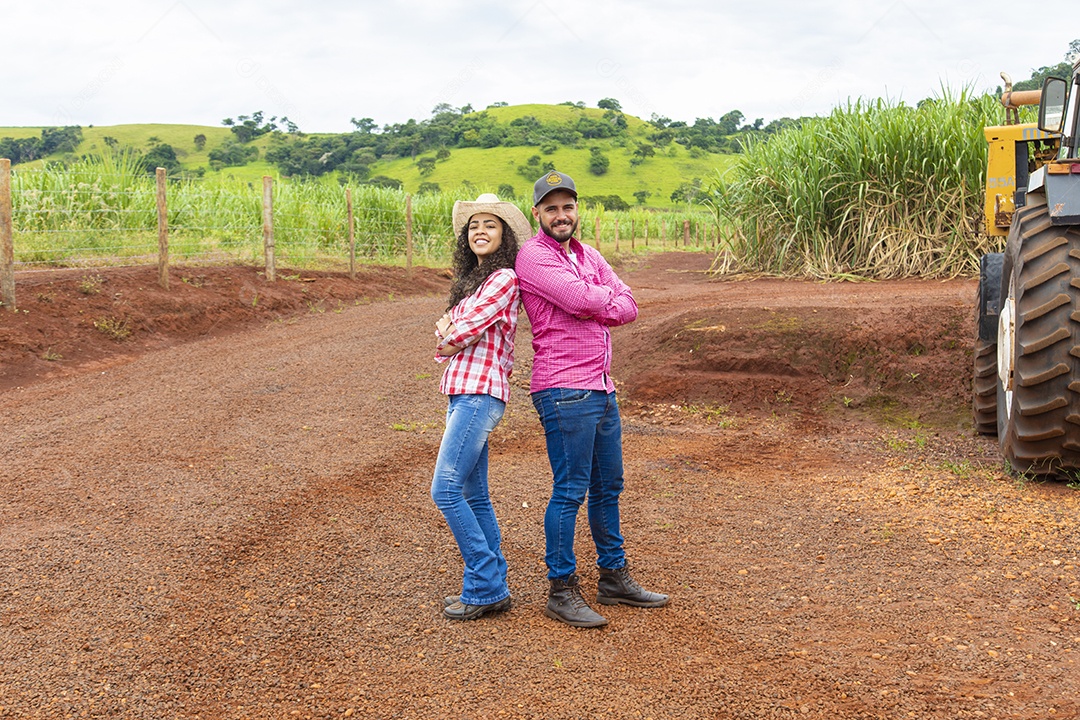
[597,565,669,607]
[545,574,608,628]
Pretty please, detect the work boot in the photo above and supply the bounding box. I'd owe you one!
[442,595,511,621]
[597,565,669,607]
[545,574,608,628]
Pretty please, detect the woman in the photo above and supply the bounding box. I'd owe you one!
[431,193,531,621]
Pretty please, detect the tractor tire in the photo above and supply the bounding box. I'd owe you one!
[973,253,1003,435]
[973,337,998,434]
[997,193,1080,474]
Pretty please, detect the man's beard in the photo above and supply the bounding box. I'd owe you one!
[541,217,578,242]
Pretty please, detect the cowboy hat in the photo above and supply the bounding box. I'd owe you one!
[452,193,533,241]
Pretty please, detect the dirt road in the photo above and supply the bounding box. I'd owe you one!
[1,253,1077,719]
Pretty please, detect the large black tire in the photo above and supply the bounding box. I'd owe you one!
[973,337,998,434]
[973,253,1003,435]
[998,193,1080,474]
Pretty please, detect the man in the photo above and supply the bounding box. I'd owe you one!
[515,170,669,628]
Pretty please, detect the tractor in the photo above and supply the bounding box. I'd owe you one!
[975,57,1080,474]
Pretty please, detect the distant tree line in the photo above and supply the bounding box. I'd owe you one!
[0,126,83,165]
[1008,40,1080,92]
[259,97,803,180]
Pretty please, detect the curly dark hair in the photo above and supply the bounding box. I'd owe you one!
[446,217,520,310]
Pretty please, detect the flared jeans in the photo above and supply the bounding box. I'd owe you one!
[430,393,510,606]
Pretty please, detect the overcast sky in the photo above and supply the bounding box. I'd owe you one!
[4,1,1077,133]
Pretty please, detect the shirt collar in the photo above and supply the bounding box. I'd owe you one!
[534,228,580,253]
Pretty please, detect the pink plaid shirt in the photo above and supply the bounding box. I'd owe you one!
[436,268,519,403]
[515,229,637,393]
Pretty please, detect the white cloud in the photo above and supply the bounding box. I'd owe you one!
[1,0,1075,132]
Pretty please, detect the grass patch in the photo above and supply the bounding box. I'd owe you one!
[93,316,132,340]
[77,275,104,294]
[683,403,737,428]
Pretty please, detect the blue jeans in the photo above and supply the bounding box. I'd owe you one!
[531,388,626,580]
[431,393,510,606]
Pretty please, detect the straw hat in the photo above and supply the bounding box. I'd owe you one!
[452,193,533,241]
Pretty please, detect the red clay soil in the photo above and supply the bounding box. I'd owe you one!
[1,252,1077,719]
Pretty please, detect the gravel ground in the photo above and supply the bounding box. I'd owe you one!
[1,253,1078,719]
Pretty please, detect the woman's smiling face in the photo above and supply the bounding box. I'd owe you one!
[467,213,504,261]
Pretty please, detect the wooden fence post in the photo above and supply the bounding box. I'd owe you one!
[614,219,620,253]
[594,216,601,252]
[0,159,14,311]
[661,219,667,249]
[155,167,169,289]
[347,187,356,280]
[682,220,690,248]
[644,218,649,248]
[405,194,414,277]
[262,176,275,282]
[630,219,635,251]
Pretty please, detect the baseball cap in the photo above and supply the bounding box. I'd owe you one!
[533,170,577,206]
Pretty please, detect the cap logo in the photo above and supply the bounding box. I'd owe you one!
[546,172,562,186]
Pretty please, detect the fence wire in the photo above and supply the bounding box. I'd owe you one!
[3,165,716,276]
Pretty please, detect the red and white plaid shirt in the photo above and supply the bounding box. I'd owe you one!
[515,230,637,393]
[436,268,519,402]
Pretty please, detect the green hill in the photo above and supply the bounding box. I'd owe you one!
[2,106,736,208]
[381,143,730,207]
[482,103,651,133]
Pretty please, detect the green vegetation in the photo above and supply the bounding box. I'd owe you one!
[5,46,1074,277]
[0,126,83,164]
[6,152,713,271]
[93,316,132,341]
[1,97,775,209]
[705,90,1009,279]
[704,41,1080,279]
[77,275,104,295]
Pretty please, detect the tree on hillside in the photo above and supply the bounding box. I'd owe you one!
[208,139,258,169]
[350,117,377,134]
[718,110,745,136]
[367,175,402,189]
[142,143,181,174]
[603,109,628,131]
[41,126,83,154]
[630,142,655,167]
[193,134,207,151]
[580,194,628,211]
[0,136,44,164]
[598,98,622,111]
[588,147,610,175]
[517,154,554,180]
[222,111,294,143]
[671,178,703,204]
[417,157,436,176]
